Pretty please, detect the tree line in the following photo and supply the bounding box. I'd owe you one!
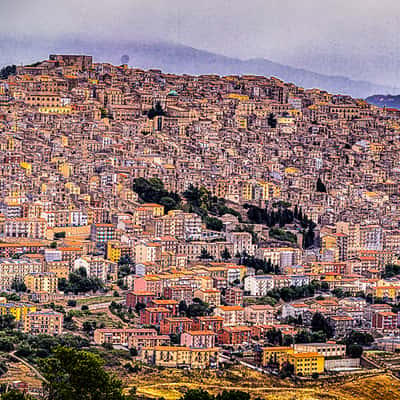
[245,203,316,248]
[132,179,242,232]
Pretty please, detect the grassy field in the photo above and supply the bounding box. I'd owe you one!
[1,353,400,400]
[81,311,123,328]
[0,359,42,391]
[75,295,121,306]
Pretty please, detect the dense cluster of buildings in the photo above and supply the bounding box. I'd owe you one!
[1,54,400,373]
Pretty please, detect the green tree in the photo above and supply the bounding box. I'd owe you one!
[54,232,66,239]
[83,321,94,334]
[347,344,363,358]
[178,300,188,315]
[11,279,27,293]
[206,216,223,231]
[266,328,283,345]
[0,390,34,400]
[0,314,16,330]
[267,113,277,128]
[183,185,203,208]
[159,196,178,213]
[280,361,294,378]
[180,389,214,400]
[311,312,333,338]
[383,264,400,278]
[303,226,315,249]
[344,331,373,346]
[0,65,17,80]
[186,299,210,317]
[282,335,294,346]
[132,178,181,209]
[332,288,345,298]
[147,101,166,120]
[58,269,103,295]
[134,302,146,314]
[129,347,138,357]
[40,347,126,400]
[217,390,250,400]
[199,248,213,260]
[316,178,327,193]
[220,247,231,261]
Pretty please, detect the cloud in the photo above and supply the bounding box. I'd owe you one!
[1,0,400,60]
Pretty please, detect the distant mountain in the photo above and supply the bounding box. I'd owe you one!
[366,94,400,109]
[0,37,398,98]
[275,51,400,89]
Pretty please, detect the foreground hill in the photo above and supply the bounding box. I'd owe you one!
[0,36,398,98]
[124,366,400,400]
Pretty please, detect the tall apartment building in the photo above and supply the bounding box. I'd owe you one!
[0,302,37,323]
[0,259,44,290]
[4,218,47,239]
[213,305,244,326]
[24,272,58,294]
[74,256,117,282]
[155,210,202,240]
[94,328,158,345]
[24,311,63,335]
[140,346,219,369]
[90,223,115,243]
[135,242,162,264]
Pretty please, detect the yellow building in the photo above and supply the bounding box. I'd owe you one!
[288,352,324,375]
[321,234,339,261]
[140,346,219,369]
[24,311,63,335]
[38,106,72,114]
[236,116,248,129]
[262,346,294,366]
[7,136,14,150]
[19,161,32,176]
[194,288,221,307]
[242,182,253,201]
[106,240,133,264]
[46,261,69,280]
[0,303,37,323]
[226,93,249,101]
[375,285,400,300]
[277,117,294,125]
[65,182,80,194]
[61,135,69,147]
[141,203,165,217]
[321,234,337,250]
[107,241,122,263]
[24,272,58,294]
[59,163,72,178]
[285,167,299,175]
[256,180,281,201]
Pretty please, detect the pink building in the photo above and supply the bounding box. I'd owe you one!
[181,330,216,348]
[373,311,398,332]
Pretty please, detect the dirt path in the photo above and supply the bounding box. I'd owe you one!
[9,352,48,383]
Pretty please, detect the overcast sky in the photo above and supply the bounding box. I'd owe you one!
[2,0,400,60]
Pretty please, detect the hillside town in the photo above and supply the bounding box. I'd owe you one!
[1,54,400,392]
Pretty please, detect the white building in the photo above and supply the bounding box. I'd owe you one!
[244,275,274,296]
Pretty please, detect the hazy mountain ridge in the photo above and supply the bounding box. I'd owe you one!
[276,51,400,88]
[0,37,398,98]
[366,94,400,109]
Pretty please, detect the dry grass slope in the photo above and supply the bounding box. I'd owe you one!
[124,367,400,400]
